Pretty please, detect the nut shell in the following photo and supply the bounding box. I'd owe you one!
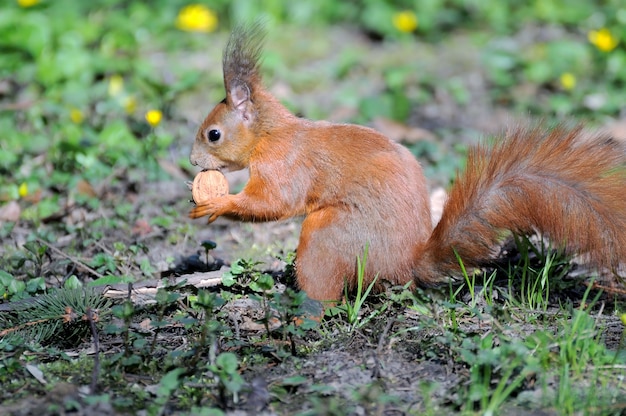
[191,170,229,204]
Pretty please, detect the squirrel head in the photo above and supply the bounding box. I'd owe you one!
[190,22,267,172]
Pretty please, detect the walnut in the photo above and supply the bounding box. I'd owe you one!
[191,170,229,204]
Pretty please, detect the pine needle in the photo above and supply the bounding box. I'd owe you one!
[0,288,111,347]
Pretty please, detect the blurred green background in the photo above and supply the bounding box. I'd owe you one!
[1,0,625,217]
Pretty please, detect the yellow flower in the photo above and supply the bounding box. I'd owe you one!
[392,10,418,33]
[588,28,619,52]
[18,182,28,198]
[145,109,163,127]
[17,0,39,7]
[176,4,218,33]
[559,73,576,91]
[108,75,124,97]
[123,96,137,114]
[621,313,626,326]
[69,108,84,124]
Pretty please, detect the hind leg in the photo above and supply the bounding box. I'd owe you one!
[295,209,359,302]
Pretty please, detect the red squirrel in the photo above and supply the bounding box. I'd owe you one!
[189,23,626,302]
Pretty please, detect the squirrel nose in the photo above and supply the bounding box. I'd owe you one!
[189,156,198,166]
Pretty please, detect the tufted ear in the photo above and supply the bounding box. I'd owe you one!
[228,82,254,124]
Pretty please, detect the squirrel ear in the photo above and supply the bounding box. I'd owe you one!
[229,83,253,123]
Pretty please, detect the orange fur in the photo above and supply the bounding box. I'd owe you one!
[414,125,626,284]
[189,24,626,301]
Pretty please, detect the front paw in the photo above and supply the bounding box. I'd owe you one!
[189,197,229,223]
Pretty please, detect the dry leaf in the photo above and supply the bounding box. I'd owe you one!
[604,119,626,141]
[132,219,153,236]
[372,117,437,143]
[76,179,97,197]
[0,200,20,222]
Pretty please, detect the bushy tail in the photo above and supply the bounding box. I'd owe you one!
[414,124,626,285]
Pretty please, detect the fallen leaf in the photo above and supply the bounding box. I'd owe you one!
[0,200,20,222]
[372,117,437,143]
[23,188,42,203]
[605,119,626,141]
[25,364,46,385]
[76,179,98,197]
[132,218,153,236]
[139,318,152,331]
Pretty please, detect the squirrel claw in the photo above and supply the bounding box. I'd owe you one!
[189,204,219,223]
[189,205,208,219]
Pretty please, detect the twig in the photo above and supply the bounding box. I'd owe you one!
[0,318,55,336]
[34,237,105,279]
[86,308,100,394]
[372,315,396,379]
[377,315,396,354]
[589,281,626,296]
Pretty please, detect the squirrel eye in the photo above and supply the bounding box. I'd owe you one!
[207,129,221,142]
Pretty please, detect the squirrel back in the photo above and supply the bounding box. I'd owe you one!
[190,24,626,301]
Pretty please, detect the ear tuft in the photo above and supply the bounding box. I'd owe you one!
[223,21,265,125]
[223,21,266,97]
